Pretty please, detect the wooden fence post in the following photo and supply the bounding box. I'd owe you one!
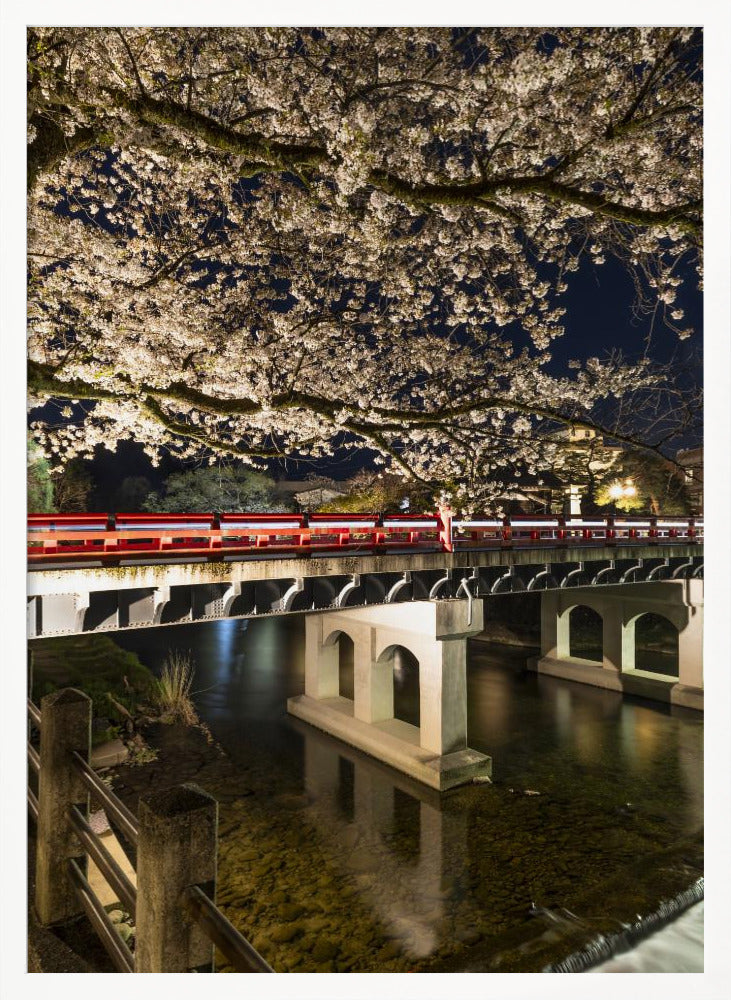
[35,687,91,926]
[135,783,218,972]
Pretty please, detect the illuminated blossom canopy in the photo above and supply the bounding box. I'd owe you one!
[27,26,702,505]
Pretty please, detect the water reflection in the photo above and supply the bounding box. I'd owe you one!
[115,616,306,762]
[297,720,467,958]
[466,641,702,831]
[113,621,703,835]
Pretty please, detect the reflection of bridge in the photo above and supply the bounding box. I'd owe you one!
[27,512,703,791]
[295,717,469,960]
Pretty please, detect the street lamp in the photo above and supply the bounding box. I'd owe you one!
[608,478,637,501]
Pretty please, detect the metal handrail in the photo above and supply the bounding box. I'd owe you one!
[26,511,704,568]
[28,787,39,823]
[183,885,274,973]
[68,804,137,917]
[28,743,40,773]
[67,859,134,972]
[71,751,139,846]
[28,698,41,728]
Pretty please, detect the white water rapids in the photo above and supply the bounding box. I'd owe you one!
[592,902,703,972]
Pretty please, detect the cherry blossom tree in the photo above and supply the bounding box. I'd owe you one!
[27,26,702,506]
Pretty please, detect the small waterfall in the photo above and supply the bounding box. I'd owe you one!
[545,877,704,973]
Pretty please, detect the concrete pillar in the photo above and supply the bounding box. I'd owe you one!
[135,783,218,973]
[556,608,571,660]
[601,600,625,672]
[35,688,91,926]
[419,639,467,756]
[289,601,491,789]
[304,613,339,700]
[540,591,561,658]
[678,604,703,689]
[534,583,703,710]
[354,627,393,723]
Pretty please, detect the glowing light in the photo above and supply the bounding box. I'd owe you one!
[609,478,637,500]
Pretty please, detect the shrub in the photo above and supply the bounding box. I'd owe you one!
[154,650,198,725]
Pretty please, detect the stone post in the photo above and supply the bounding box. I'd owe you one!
[135,783,218,973]
[35,688,91,926]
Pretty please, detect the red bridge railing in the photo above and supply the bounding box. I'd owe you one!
[27,512,702,567]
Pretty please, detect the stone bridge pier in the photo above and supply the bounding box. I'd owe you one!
[287,600,492,790]
[529,580,703,711]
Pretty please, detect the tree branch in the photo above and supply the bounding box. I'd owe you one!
[28,359,690,472]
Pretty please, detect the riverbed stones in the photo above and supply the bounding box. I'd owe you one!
[303,915,331,933]
[270,922,303,944]
[375,940,402,961]
[235,847,259,862]
[456,927,483,946]
[311,938,339,963]
[116,922,134,944]
[344,847,380,873]
[277,902,305,922]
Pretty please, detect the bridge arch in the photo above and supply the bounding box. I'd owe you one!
[555,599,605,662]
[378,643,420,728]
[623,611,680,677]
[322,627,359,701]
[491,570,525,595]
[567,604,603,662]
[322,626,357,649]
[527,569,559,591]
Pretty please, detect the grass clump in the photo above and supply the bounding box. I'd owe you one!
[154,650,199,725]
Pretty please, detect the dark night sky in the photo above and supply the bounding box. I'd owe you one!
[554,255,702,370]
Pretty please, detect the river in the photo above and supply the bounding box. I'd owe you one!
[111,614,703,973]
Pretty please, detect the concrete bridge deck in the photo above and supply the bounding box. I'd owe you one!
[27,542,702,639]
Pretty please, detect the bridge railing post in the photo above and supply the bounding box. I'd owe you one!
[605,515,615,546]
[647,515,656,544]
[501,515,512,548]
[35,687,91,926]
[437,505,453,552]
[556,515,568,547]
[135,783,218,972]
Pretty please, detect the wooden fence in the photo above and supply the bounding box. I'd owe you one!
[27,689,273,973]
